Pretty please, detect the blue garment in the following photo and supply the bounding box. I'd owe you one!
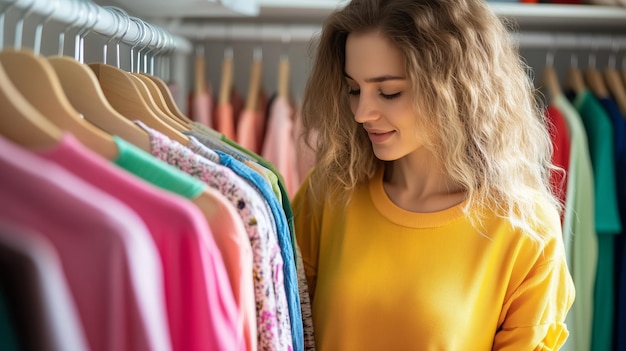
[599,98,626,351]
[216,150,304,351]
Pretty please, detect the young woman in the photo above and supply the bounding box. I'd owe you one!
[292,0,575,350]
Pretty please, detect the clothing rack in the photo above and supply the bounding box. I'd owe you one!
[171,21,626,52]
[1,0,192,54]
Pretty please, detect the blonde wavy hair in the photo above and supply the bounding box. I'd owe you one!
[300,0,562,240]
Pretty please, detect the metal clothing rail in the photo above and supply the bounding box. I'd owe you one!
[1,0,192,53]
[171,22,626,52]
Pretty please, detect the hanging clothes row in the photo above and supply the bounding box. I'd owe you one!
[539,47,626,351]
[187,43,316,199]
[0,1,314,351]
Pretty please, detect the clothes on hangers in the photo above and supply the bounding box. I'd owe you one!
[552,93,596,351]
[0,135,171,351]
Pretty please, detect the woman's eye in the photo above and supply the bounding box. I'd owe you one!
[381,92,401,100]
[348,88,360,96]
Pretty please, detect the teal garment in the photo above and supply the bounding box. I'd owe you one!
[554,95,597,351]
[571,89,622,351]
[112,136,205,199]
[0,286,19,351]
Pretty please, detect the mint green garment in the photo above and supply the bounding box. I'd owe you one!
[554,94,597,351]
[112,136,205,199]
[571,89,621,351]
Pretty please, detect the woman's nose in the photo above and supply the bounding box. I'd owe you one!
[352,95,379,124]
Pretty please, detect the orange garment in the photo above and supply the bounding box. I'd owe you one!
[203,186,257,351]
[214,103,236,140]
[236,109,259,154]
[237,90,267,154]
[261,96,299,198]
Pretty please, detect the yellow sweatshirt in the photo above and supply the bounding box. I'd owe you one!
[292,167,575,351]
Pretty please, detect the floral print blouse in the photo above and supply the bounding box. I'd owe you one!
[135,121,293,351]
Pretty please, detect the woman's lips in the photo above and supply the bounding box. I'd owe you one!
[367,130,395,143]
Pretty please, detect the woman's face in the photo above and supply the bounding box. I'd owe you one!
[345,30,426,162]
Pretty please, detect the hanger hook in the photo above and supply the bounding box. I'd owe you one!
[143,22,161,74]
[608,36,619,70]
[0,0,19,50]
[102,6,123,65]
[587,35,598,70]
[107,6,130,68]
[128,16,147,73]
[75,1,98,63]
[138,21,156,73]
[32,0,57,55]
[14,0,36,50]
[58,0,84,57]
[150,26,168,76]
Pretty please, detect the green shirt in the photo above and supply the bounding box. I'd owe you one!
[554,94,597,351]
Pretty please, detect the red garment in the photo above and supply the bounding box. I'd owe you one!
[546,104,571,211]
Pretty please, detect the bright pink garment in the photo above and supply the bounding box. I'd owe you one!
[261,96,299,198]
[215,103,236,140]
[0,136,163,351]
[37,134,241,351]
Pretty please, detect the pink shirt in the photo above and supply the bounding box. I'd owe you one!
[292,104,316,193]
[37,134,241,351]
[261,96,299,198]
[192,89,213,128]
[0,136,164,351]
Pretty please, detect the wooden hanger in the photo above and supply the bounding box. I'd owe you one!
[89,63,190,145]
[542,65,562,104]
[605,67,626,117]
[48,56,152,152]
[128,73,189,132]
[585,67,609,98]
[219,48,234,106]
[584,51,609,98]
[194,49,207,97]
[540,49,562,104]
[141,73,192,124]
[277,55,290,100]
[134,73,190,128]
[0,62,62,149]
[0,49,119,160]
[245,48,263,112]
[567,66,586,97]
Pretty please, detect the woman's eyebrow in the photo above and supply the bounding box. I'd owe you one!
[344,72,406,83]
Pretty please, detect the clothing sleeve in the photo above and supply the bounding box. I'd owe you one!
[292,172,321,303]
[493,231,576,350]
